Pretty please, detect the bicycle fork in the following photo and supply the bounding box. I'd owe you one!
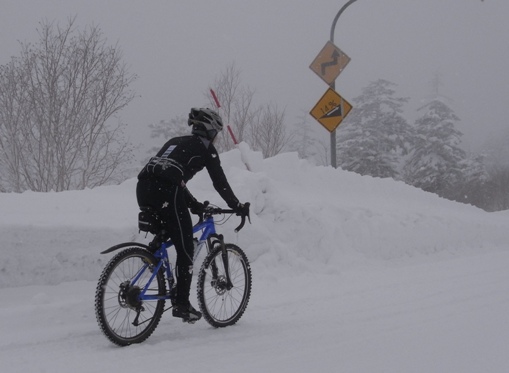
[208,233,234,291]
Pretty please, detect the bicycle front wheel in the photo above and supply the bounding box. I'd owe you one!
[95,246,167,346]
[197,243,252,327]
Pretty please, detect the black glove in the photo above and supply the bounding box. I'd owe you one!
[234,202,250,217]
[189,200,205,215]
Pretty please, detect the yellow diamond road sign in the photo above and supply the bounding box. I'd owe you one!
[310,41,351,86]
[310,88,353,133]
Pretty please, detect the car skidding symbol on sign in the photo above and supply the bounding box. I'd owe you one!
[310,88,352,133]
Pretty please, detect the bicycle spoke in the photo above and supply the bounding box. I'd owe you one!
[197,244,251,327]
[95,247,167,346]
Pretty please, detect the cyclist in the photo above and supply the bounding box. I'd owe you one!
[136,107,249,323]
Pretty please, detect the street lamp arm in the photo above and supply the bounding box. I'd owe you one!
[330,0,359,42]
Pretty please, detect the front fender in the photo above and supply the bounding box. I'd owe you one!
[100,241,151,254]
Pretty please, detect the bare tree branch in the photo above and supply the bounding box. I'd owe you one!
[0,17,136,192]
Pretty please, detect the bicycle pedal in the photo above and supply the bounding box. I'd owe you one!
[183,318,196,324]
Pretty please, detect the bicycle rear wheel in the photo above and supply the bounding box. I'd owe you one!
[197,243,252,327]
[95,246,166,346]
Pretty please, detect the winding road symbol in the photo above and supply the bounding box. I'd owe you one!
[321,49,340,76]
[309,41,350,85]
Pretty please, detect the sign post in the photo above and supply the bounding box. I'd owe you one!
[309,40,353,167]
[310,0,359,168]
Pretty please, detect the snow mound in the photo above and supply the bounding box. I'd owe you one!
[1,144,508,288]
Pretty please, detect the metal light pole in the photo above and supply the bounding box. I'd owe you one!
[329,0,359,168]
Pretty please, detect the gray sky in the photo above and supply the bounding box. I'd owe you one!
[1,0,508,156]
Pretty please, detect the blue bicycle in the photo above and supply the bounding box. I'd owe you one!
[94,203,252,346]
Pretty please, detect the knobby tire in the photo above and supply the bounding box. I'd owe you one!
[95,247,166,346]
[197,243,252,327]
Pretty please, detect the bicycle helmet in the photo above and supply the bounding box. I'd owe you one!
[188,108,223,140]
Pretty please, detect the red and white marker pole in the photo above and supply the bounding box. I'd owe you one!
[210,89,251,171]
[210,88,221,109]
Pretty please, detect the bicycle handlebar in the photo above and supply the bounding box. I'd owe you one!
[202,202,251,232]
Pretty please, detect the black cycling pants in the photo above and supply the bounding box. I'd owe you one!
[136,179,194,305]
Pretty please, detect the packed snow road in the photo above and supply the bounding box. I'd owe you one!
[1,248,508,373]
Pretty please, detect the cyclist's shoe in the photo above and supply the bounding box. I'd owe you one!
[172,302,202,324]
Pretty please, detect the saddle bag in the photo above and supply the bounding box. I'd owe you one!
[138,209,162,234]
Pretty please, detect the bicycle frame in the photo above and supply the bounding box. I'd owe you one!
[132,215,220,303]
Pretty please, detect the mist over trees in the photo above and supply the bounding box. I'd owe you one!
[0,17,136,192]
[404,100,466,197]
[336,80,413,180]
[332,79,506,212]
[147,63,292,158]
[1,17,505,212]
[147,72,507,211]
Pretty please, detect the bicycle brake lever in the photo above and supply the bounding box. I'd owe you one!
[234,218,245,233]
[234,202,251,233]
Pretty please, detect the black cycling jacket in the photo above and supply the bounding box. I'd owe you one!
[138,135,239,209]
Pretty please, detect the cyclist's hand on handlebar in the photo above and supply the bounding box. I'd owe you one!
[190,200,209,216]
[233,202,251,232]
[234,202,250,218]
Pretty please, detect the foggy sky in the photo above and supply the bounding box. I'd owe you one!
[1,0,508,156]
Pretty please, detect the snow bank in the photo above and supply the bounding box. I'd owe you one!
[1,144,508,288]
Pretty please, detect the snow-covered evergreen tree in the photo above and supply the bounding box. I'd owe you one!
[336,79,413,179]
[455,153,489,206]
[404,99,466,198]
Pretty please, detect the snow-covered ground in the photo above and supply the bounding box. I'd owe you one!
[1,145,508,373]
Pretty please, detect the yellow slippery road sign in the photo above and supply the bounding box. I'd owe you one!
[310,88,352,132]
[309,41,351,86]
